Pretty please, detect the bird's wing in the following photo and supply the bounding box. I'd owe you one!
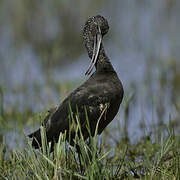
[28,80,111,148]
[45,82,111,141]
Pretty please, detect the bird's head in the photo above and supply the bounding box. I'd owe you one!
[83,15,109,75]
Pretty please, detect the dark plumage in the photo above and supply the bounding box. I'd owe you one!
[28,15,124,149]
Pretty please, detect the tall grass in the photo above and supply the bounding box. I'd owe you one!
[0,99,180,179]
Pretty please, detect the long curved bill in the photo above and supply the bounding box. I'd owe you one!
[85,26,102,75]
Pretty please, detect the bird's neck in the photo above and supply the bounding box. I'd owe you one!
[96,44,115,73]
[85,38,115,73]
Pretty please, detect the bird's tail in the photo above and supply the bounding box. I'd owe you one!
[28,129,42,149]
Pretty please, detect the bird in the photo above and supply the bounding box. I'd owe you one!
[28,15,124,151]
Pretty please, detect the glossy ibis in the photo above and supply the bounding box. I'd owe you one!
[28,15,124,150]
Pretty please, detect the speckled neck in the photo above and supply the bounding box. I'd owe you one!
[95,44,115,73]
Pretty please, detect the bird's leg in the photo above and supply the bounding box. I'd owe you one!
[50,140,55,153]
[75,144,83,173]
[76,140,93,173]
